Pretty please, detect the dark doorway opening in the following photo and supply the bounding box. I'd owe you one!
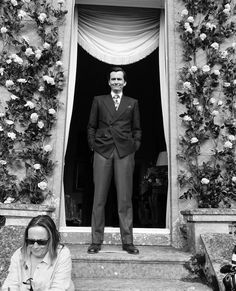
[64,45,167,228]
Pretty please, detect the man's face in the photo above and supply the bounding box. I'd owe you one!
[108,71,126,93]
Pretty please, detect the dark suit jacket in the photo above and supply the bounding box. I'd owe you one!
[87,94,142,158]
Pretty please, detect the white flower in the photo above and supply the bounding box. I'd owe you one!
[199,33,207,41]
[186,27,193,33]
[190,137,198,144]
[5,80,14,87]
[211,42,219,50]
[225,4,231,10]
[224,82,231,87]
[228,135,235,141]
[0,67,4,75]
[43,144,52,152]
[1,27,8,34]
[38,13,47,23]
[25,48,34,57]
[217,100,223,106]
[201,178,210,185]
[187,16,194,23]
[193,98,199,105]
[184,22,190,29]
[202,65,210,72]
[5,120,14,125]
[35,49,42,60]
[224,141,233,148]
[38,181,47,191]
[37,121,44,129]
[233,80,236,85]
[209,98,216,104]
[56,61,63,67]
[211,110,219,116]
[43,75,55,85]
[221,51,228,59]
[11,0,18,6]
[190,66,198,73]
[223,8,230,15]
[48,108,56,115]
[183,115,192,122]
[7,132,16,140]
[0,160,7,165]
[30,113,39,123]
[0,112,5,117]
[206,23,216,30]
[196,105,202,112]
[213,69,220,76]
[232,176,236,183]
[181,9,188,17]
[183,81,192,90]
[4,197,15,204]
[11,94,19,100]
[43,42,50,50]
[6,59,12,64]
[0,126,3,131]
[56,41,63,48]
[33,163,41,170]
[13,55,23,65]
[38,86,44,92]
[24,101,35,109]
[17,78,27,83]
[18,10,27,19]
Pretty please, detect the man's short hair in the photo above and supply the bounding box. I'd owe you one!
[107,66,127,82]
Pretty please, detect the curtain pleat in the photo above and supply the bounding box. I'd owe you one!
[78,5,160,65]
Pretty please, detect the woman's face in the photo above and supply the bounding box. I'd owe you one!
[27,226,49,258]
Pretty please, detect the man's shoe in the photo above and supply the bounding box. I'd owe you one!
[122,243,139,254]
[87,243,101,254]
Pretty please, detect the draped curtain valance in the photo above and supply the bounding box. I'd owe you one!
[78,5,160,65]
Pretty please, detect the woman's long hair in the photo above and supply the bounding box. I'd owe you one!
[22,215,61,262]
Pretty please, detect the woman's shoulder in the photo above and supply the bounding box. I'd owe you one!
[57,244,71,257]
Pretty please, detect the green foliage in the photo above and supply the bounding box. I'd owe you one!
[0,0,67,204]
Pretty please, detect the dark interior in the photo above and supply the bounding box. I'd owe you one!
[63,45,167,228]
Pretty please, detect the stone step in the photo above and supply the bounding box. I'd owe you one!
[60,227,171,245]
[73,278,212,290]
[67,245,193,280]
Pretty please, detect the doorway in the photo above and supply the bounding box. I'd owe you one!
[63,45,167,228]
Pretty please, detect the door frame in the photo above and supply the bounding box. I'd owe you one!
[58,0,180,246]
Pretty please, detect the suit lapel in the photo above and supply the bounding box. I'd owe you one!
[103,94,116,116]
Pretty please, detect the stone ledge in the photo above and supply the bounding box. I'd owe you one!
[200,233,236,291]
[0,203,55,226]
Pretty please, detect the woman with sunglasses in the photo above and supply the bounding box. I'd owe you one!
[2,215,74,291]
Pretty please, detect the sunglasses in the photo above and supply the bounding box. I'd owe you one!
[26,238,49,246]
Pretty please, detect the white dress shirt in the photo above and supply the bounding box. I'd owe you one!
[2,245,74,291]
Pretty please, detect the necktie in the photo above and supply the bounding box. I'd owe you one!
[113,95,120,110]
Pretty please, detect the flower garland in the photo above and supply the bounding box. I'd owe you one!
[0,0,67,204]
[177,0,236,208]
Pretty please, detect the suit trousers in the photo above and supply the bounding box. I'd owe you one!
[91,148,135,244]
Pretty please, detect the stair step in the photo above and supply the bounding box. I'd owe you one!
[60,227,171,245]
[67,245,193,280]
[73,278,212,291]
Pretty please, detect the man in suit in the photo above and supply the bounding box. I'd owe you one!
[87,66,142,254]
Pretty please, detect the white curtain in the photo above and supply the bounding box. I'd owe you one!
[59,7,78,227]
[159,9,170,228]
[63,5,170,228]
[77,5,160,65]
